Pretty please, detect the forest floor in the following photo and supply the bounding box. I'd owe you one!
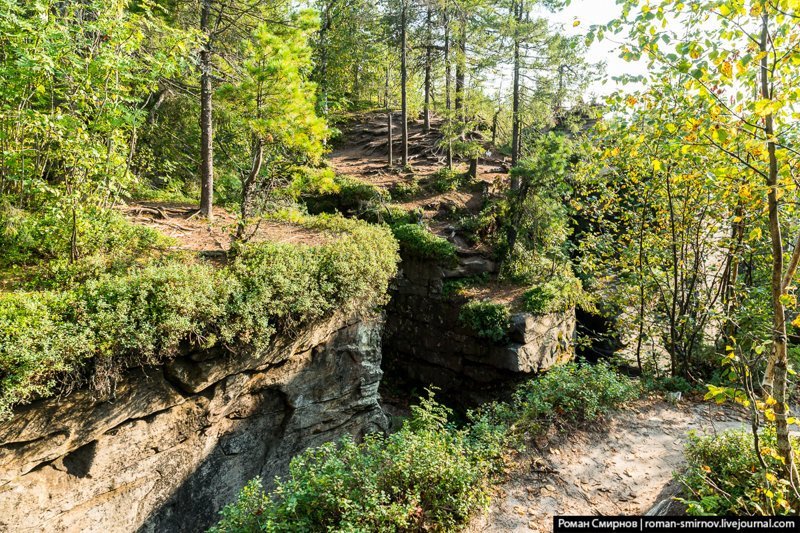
[467,397,747,532]
[119,201,328,254]
[329,111,506,248]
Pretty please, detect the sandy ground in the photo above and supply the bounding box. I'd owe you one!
[120,202,328,253]
[468,399,748,532]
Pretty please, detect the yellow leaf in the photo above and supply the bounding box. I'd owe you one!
[653,160,663,172]
[666,123,677,133]
[573,19,581,27]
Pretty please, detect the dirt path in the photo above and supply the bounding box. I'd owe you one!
[120,202,328,254]
[468,399,747,532]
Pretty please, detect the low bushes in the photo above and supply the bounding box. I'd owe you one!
[211,393,501,533]
[0,212,399,420]
[390,179,421,201]
[430,168,469,193]
[679,428,800,515]
[0,205,172,280]
[458,300,510,343]
[390,223,458,267]
[213,362,637,532]
[478,361,639,433]
[300,173,387,215]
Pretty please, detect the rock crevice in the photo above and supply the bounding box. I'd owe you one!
[0,314,387,533]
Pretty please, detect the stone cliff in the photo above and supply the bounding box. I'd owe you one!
[0,314,386,533]
[383,256,575,399]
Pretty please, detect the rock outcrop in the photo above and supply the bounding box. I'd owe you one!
[0,315,386,533]
[383,256,575,398]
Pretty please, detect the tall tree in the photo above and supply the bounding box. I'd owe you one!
[199,0,214,219]
[400,0,409,167]
[606,0,800,484]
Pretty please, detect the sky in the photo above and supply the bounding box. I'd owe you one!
[536,0,649,98]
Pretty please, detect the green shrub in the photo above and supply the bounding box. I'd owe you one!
[0,205,171,272]
[488,361,638,432]
[211,393,501,533]
[522,286,554,314]
[502,253,592,314]
[679,428,799,515]
[301,174,387,215]
[0,212,399,420]
[390,179,421,201]
[431,168,468,193]
[458,300,510,343]
[391,223,458,267]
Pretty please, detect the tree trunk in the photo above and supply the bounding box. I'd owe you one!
[455,16,466,117]
[510,0,522,184]
[423,5,432,133]
[468,157,478,180]
[400,1,408,168]
[386,65,393,168]
[237,136,263,239]
[318,2,332,115]
[199,0,214,220]
[759,11,797,483]
[444,12,453,170]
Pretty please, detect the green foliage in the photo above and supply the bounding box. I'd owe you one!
[299,172,387,215]
[0,206,171,274]
[389,179,421,201]
[211,393,501,533]
[679,428,799,516]
[522,286,553,315]
[0,212,398,420]
[442,273,490,298]
[458,300,511,343]
[215,364,637,532]
[503,252,592,313]
[641,374,697,395]
[390,224,458,267]
[0,0,195,210]
[480,361,639,433]
[431,168,469,193]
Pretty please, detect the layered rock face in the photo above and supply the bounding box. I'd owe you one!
[0,315,386,533]
[384,257,575,396]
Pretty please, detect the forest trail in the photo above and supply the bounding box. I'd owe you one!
[468,398,747,532]
[119,202,328,253]
[329,111,505,244]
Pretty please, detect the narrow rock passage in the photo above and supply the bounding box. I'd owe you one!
[468,399,747,532]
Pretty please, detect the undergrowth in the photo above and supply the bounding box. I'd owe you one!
[0,209,398,420]
[679,428,800,515]
[458,300,510,343]
[211,393,501,533]
[213,362,637,532]
[390,223,458,267]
